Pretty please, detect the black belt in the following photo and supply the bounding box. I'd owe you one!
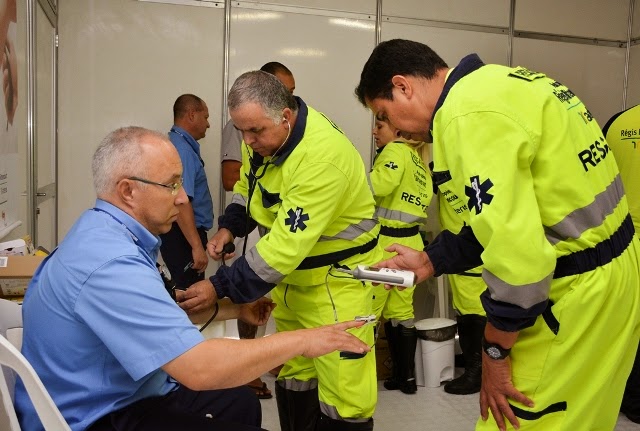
[297,237,378,270]
[380,225,420,238]
[554,214,635,279]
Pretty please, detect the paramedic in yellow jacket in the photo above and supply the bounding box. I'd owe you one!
[356,39,640,431]
[603,104,640,424]
[179,71,381,431]
[369,118,430,395]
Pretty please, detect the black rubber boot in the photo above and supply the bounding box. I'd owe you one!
[382,321,402,391]
[316,413,374,430]
[621,344,640,423]
[443,314,486,395]
[397,324,417,394]
[275,381,320,431]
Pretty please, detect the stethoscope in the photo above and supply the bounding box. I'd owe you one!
[244,118,291,182]
[241,118,292,255]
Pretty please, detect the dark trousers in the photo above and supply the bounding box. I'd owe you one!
[87,385,265,431]
[160,223,208,289]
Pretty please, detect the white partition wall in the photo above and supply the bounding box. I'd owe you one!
[50,0,638,243]
[628,44,640,107]
[57,0,225,236]
[512,39,626,125]
[239,0,375,14]
[382,0,510,27]
[634,0,640,37]
[227,1,377,166]
[513,0,629,124]
[381,23,509,67]
[515,0,629,40]
[628,0,640,107]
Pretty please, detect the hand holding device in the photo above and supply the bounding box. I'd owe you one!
[207,228,235,261]
[221,242,235,266]
[221,242,235,255]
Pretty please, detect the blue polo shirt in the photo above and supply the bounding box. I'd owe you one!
[15,199,204,431]
[169,126,214,230]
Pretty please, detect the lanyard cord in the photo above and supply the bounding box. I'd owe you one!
[91,207,141,246]
[170,128,205,167]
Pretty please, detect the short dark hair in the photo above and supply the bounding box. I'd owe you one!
[355,39,448,105]
[173,94,205,120]
[260,61,293,77]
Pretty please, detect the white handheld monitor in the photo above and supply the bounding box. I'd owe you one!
[346,265,416,288]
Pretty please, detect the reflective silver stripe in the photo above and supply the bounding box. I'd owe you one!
[318,219,378,242]
[376,206,426,224]
[276,377,318,392]
[231,193,247,206]
[245,247,285,284]
[544,175,625,245]
[319,402,371,422]
[483,269,551,309]
[390,317,415,327]
[366,172,374,193]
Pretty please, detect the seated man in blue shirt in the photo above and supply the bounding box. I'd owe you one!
[14,126,371,431]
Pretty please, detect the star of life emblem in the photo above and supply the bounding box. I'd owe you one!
[285,207,309,233]
[464,175,494,215]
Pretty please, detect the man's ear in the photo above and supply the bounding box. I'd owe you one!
[117,178,136,204]
[391,75,413,99]
[187,109,196,123]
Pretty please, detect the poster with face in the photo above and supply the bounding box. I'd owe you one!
[0,0,19,239]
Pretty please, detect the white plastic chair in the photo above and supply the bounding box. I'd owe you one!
[0,299,70,431]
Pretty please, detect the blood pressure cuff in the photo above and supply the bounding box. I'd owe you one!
[218,203,257,239]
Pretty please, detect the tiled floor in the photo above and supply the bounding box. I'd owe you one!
[257,372,639,431]
[218,317,638,431]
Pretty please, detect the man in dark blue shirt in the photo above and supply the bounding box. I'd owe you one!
[161,94,214,289]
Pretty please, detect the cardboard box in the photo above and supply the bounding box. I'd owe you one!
[0,255,46,298]
[0,238,27,256]
[375,319,393,381]
[375,337,393,381]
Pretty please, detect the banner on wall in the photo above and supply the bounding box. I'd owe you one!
[0,0,20,240]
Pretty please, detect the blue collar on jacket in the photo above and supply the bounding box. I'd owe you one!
[272,96,308,166]
[430,54,485,133]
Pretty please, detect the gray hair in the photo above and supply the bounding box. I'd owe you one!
[92,126,168,197]
[228,70,298,124]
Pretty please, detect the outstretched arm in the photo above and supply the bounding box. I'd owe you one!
[162,320,370,390]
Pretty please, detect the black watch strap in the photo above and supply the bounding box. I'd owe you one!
[482,336,511,360]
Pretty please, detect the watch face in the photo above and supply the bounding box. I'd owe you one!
[486,346,502,360]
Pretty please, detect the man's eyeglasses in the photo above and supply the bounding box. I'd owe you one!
[128,176,184,195]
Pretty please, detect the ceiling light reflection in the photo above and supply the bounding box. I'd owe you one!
[329,18,374,31]
[234,11,282,21]
[279,48,326,57]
